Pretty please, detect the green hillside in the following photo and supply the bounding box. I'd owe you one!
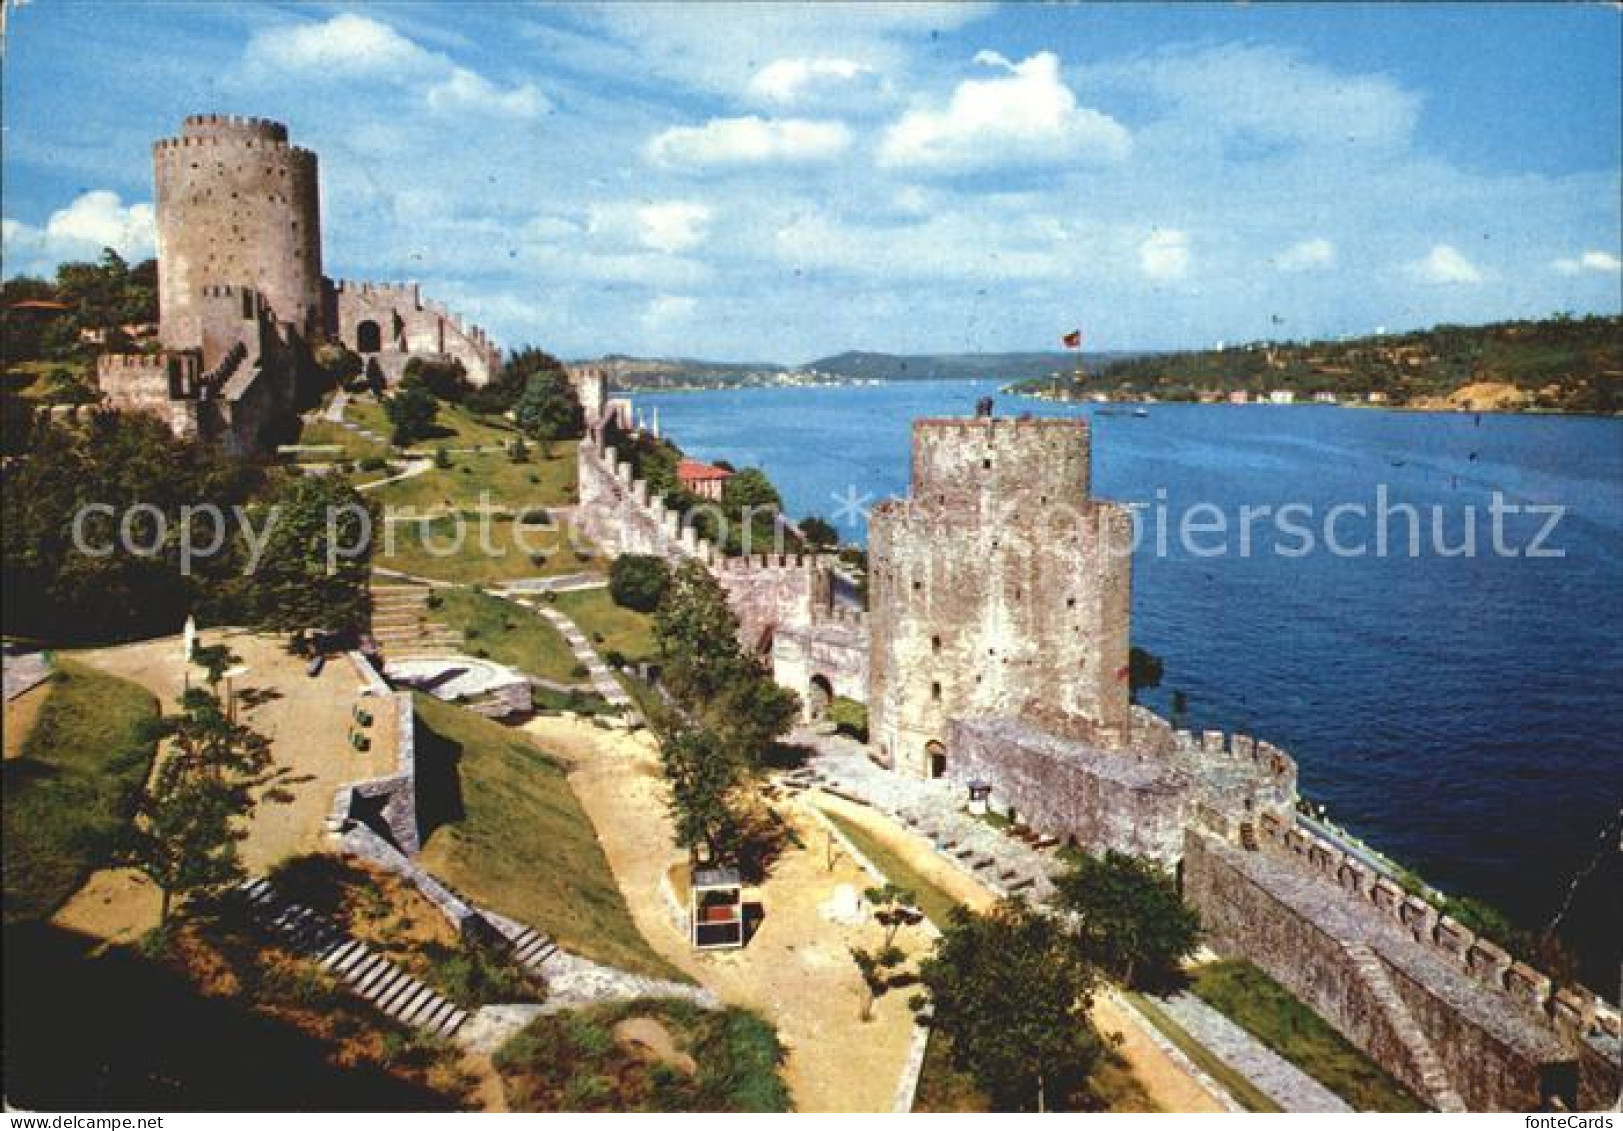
[1012,314,1621,413]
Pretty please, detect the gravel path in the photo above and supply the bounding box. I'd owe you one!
[532,605,632,709]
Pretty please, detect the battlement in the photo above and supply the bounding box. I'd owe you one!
[908,414,1094,505]
[154,135,315,160]
[716,552,843,574]
[181,113,288,142]
[1175,727,1296,780]
[1252,810,1621,1046]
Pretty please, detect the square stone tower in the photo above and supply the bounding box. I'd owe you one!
[867,415,1134,779]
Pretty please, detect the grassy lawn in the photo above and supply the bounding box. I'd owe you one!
[368,446,579,513]
[830,696,868,742]
[913,1029,1157,1113]
[495,998,789,1112]
[347,396,520,451]
[292,415,389,461]
[2,660,159,924]
[817,808,961,929]
[1125,990,1282,1113]
[1190,960,1424,1112]
[377,515,605,585]
[411,694,685,982]
[550,588,657,665]
[426,587,583,684]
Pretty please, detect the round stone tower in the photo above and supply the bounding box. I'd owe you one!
[153,115,323,350]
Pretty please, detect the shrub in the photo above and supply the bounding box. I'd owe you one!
[358,455,387,472]
[518,507,551,525]
[570,663,589,679]
[434,447,452,469]
[609,554,670,613]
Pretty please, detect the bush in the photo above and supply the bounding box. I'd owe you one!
[609,554,670,613]
[570,664,589,680]
[358,455,387,472]
[518,507,551,525]
[434,447,452,469]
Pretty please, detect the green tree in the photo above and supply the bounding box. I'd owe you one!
[0,413,266,643]
[1053,850,1201,990]
[404,356,469,401]
[659,724,747,865]
[800,516,839,548]
[384,373,439,445]
[483,345,570,413]
[851,944,909,1021]
[608,553,671,613]
[915,899,1104,1112]
[120,687,274,923]
[654,560,750,706]
[246,474,378,642]
[515,370,584,452]
[1128,645,1163,703]
[314,340,363,388]
[865,882,921,948]
[720,467,781,513]
[190,642,242,691]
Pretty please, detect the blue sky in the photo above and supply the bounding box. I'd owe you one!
[3,1,1619,362]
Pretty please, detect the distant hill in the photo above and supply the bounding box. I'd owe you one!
[803,350,1137,383]
[578,349,1143,390]
[1010,314,1622,414]
[575,354,787,390]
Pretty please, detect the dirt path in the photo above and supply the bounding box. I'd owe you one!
[59,630,396,944]
[802,790,1227,1113]
[521,716,923,1113]
[2,679,51,759]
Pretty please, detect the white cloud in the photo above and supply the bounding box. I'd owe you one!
[643,294,698,329]
[1105,44,1420,150]
[647,116,852,168]
[1139,229,1190,281]
[2,190,156,272]
[879,51,1130,172]
[243,13,545,120]
[636,202,712,253]
[1552,250,1622,275]
[1275,238,1336,272]
[748,57,874,104]
[245,13,431,76]
[1410,243,1484,285]
[426,67,548,121]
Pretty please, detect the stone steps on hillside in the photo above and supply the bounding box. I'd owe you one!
[230,877,468,1040]
[1341,941,1466,1112]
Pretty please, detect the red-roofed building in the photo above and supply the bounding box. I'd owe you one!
[677,458,733,501]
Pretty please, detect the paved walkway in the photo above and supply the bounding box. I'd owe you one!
[786,729,1063,902]
[2,648,51,702]
[530,604,632,709]
[1151,991,1352,1112]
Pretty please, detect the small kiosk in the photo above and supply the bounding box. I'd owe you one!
[966,779,993,816]
[690,865,745,950]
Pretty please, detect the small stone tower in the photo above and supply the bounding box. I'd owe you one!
[867,416,1134,779]
[153,115,324,350]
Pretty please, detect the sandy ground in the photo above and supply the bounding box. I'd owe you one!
[775,788,1226,1113]
[2,679,51,759]
[57,630,397,943]
[522,716,925,1113]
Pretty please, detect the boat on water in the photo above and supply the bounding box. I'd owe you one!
[1094,406,1151,418]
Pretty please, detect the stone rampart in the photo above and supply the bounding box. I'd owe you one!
[328,279,502,386]
[1191,822,1620,1110]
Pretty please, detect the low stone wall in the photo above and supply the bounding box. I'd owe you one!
[771,620,869,715]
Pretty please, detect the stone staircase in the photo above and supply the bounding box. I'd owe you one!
[503,923,562,977]
[1341,941,1466,1112]
[371,583,461,659]
[229,877,469,1040]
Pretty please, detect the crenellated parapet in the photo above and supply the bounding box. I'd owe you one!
[1250,809,1621,1051]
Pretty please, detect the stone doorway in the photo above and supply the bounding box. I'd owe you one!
[926,739,947,779]
[355,318,381,354]
[808,674,833,722]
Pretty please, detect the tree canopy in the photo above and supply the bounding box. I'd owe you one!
[916,899,1104,1111]
[384,373,439,445]
[608,553,671,614]
[1053,850,1201,990]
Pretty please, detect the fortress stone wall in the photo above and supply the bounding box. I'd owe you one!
[328,280,502,387]
[1186,821,1621,1111]
[868,417,1134,779]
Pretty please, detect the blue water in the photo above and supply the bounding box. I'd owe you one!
[636,380,1623,986]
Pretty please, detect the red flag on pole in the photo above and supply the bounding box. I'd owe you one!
[1062,329,1082,349]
